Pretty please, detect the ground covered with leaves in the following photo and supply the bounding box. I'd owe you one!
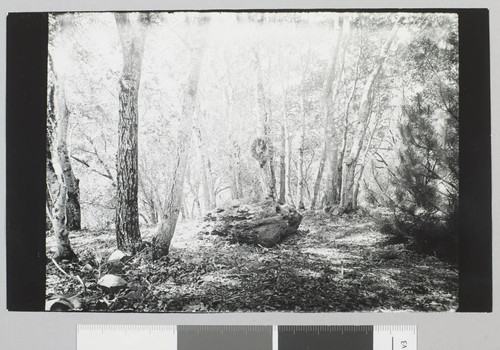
[46,210,458,312]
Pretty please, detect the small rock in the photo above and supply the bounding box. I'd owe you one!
[81,264,93,272]
[123,291,143,301]
[46,298,72,311]
[45,296,82,311]
[331,207,341,216]
[97,274,127,291]
[108,250,130,263]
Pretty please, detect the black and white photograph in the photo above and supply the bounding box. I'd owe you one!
[42,11,462,312]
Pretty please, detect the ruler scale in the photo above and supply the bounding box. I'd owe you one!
[77,324,416,350]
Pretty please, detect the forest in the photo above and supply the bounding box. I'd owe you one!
[46,11,459,312]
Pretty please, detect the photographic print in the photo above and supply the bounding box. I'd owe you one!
[42,11,461,312]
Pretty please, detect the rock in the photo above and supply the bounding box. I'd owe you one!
[201,200,302,247]
[108,250,130,263]
[331,207,341,216]
[123,291,143,301]
[45,295,82,311]
[81,263,94,272]
[97,274,127,291]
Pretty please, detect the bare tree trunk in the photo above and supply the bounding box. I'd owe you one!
[277,54,292,205]
[187,170,202,218]
[297,52,310,210]
[323,16,349,208]
[279,123,287,204]
[223,57,243,200]
[195,121,216,210]
[252,47,275,200]
[311,16,344,208]
[47,159,77,261]
[47,39,77,260]
[311,148,327,209]
[54,78,81,231]
[353,103,383,206]
[340,18,400,209]
[114,13,149,253]
[153,16,209,258]
[337,46,361,203]
[47,57,76,260]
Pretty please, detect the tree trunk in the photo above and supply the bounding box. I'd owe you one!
[340,18,400,208]
[323,16,347,207]
[337,47,361,203]
[353,105,382,206]
[47,159,77,261]
[311,16,344,209]
[47,44,76,260]
[223,59,243,200]
[195,122,216,210]
[297,59,309,210]
[114,13,149,253]
[311,148,327,209]
[55,77,81,231]
[252,47,276,201]
[279,122,287,204]
[153,16,209,258]
[47,68,76,260]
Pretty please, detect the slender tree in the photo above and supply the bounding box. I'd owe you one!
[311,15,344,209]
[251,46,276,200]
[340,17,400,209]
[153,15,210,258]
[114,12,149,252]
[47,48,77,260]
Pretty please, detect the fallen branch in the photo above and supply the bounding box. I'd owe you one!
[51,258,87,293]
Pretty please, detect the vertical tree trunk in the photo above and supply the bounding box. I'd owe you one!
[47,55,76,260]
[55,77,81,231]
[195,122,216,210]
[114,13,149,253]
[323,16,348,208]
[47,38,77,260]
[277,55,292,205]
[252,47,276,200]
[153,16,209,258]
[223,59,243,200]
[279,122,287,204]
[340,18,400,209]
[353,106,382,207]
[297,54,309,210]
[337,47,361,202]
[311,148,327,209]
[47,159,77,261]
[311,16,344,208]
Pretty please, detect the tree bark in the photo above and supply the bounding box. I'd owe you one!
[311,16,344,208]
[323,16,348,207]
[340,18,400,209]
[252,47,276,201]
[114,13,149,253]
[297,49,310,210]
[55,77,81,231]
[153,16,210,258]
[223,58,243,200]
[279,122,287,204]
[47,51,76,260]
[337,45,361,202]
[195,121,216,210]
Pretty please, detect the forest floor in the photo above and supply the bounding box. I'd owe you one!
[46,209,458,312]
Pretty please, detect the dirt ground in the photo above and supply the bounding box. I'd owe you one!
[46,210,458,312]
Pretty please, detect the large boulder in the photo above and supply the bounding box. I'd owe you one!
[201,200,303,247]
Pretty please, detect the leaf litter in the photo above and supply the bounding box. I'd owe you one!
[46,211,458,312]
